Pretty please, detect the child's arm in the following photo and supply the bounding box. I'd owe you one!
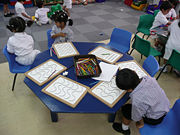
[7,39,15,54]
[66,29,73,42]
[51,33,67,39]
[136,119,144,128]
[21,12,33,21]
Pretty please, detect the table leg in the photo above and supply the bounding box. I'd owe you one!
[50,111,58,122]
[108,113,116,123]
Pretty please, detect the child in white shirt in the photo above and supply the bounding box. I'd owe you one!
[63,0,73,25]
[15,0,33,21]
[6,16,40,65]
[51,11,73,44]
[35,0,51,26]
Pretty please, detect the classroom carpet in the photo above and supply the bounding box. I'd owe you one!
[0,0,146,63]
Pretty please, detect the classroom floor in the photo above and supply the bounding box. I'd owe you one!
[0,1,180,135]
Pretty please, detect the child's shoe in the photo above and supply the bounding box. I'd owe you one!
[159,65,168,73]
[36,21,42,26]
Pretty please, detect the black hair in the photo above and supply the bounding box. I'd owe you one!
[36,0,43,8]
[168,0,178,8]
[116,68,140,90]
[160,1,172,11]
[52,11,73,26]
[6,16,33,32]
[17,0,25,2]
[179,10,180,27]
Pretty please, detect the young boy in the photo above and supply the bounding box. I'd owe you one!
[15,0,33,22]
[112,68,170,135]
[151,1,172,29]
[35,0,51,26]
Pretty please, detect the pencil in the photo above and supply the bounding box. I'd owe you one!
[48,70,56,79]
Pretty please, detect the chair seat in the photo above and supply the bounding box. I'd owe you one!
[11,63,31,73]
[150,47,162,57]
[137,28,150,35]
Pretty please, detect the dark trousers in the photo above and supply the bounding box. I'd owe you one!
[122,104,166,125]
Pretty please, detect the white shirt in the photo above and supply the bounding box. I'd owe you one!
[7,32,34,56]
[166,20,180,50]
[165,8,177,18]
[63,0,72,9]
[35,8,50,24]
[15,1,29,20]
[151,11,169,29]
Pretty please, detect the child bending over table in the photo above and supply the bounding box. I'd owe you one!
[112,68,170,135]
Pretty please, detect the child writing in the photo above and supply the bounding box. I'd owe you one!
[15,0,33,25]
[112,68,170,135]
[160,17,180,72]
[51,11,73,44]
[7,16,40,66]
[35,0,52,26]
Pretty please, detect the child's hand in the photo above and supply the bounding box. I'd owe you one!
[58,32,67,37]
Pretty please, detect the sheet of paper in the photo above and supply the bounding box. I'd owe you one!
[93,62,119,82]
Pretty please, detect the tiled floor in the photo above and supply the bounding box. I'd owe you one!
[0,0,146,63]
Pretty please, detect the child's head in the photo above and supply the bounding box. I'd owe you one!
[116,68,140,91]
[160,1,172,15]
[53,11,68,28]
[7,16,26,32]
[36,0,43,8]
[168,0,177,8]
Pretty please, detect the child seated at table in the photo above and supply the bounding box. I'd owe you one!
[35,0,52,26]
[160,17,180,72]
[112,68,170,135]
[7,16,40,65]
[51,11,73,44]
[15,0,33,26]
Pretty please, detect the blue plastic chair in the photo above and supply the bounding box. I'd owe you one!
[3,45,31,91]
[107,28,132,53]
[143,55,159,77]
[47,29,55,49]
[140,99,180,135]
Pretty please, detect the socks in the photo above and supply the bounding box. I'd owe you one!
[122,123,129,130]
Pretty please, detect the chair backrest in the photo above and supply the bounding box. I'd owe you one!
[3,45,31,73]
[137,14,154,35]
[47,29,55,49]
[167,49,180,71]
[154,9,160,17]
[108,28,132,53]
[132,35,151,57]
[143,55,159,77]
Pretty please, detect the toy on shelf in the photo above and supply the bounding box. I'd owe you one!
[47,4,62,18]
[124,0,133,6]
[131,0,147,11]
[146,0,162,15]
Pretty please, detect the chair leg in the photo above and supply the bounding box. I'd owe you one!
[129,49,134,55]
[141,54,143,59]
[12,73,18,91]
[170,67,173,72]
[156,64,168,80]
[158,56,161,64]
[131,32,138,42]
[142,34,145,39]
[146,35,150,40]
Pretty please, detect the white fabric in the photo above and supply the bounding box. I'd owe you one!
[35,8,50,24]
[151,11,169,29]
[122,123,129,130]
[164,20,180,59]
[165,8,177,18]
[63,0,72,9]
[7,32,40,65]
[15,2,29,21]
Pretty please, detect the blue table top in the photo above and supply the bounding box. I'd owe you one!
[24,42,133,113]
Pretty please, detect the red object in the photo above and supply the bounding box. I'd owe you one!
[10,0,32,6]
[124,0,133,6]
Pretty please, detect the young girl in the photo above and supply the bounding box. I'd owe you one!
[51,11,73,44]
[7,16,40,65]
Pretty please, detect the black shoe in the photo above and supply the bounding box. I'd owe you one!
[4,14,12,17]
[112,123,130,135]
[8,12,15,16]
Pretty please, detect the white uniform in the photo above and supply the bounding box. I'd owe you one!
[63,0,72,9]
[151,11,169,29]
[165,8,177,19]
[164,20,180,60]
[15,1,30,21]
[35,8,50,24]
[7,32,40,65]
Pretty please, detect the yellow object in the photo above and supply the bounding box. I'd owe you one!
[131,3,147,11]
[32,16,35,21]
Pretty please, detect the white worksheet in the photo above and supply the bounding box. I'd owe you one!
[53,42,79,58]
[42,75,89,108]
[89,46,123,64]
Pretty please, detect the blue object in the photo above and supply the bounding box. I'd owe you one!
[140,99,180,135]
[143,55,159,77]
[107,28,132,53]
[3,45,31,91]
[47,29,55,49]
[146,0,162,15]
[24,42,133,122]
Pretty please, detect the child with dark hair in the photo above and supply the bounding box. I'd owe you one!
[15,0,33,22]
[151,1,172,29]
[165,0,177,19]
[6,16,40,65]
[112,68,170,135]
[35,0,51,26]
[160,16,180,72]
[51,11,73,44]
